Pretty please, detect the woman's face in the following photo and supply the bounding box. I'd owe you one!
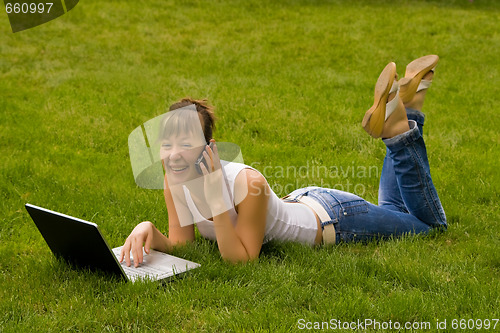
[160,133,206,184]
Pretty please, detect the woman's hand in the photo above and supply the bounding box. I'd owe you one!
[199,140,232,216]
[120,221,154,267]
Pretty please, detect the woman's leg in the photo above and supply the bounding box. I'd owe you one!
[406,108,425,135]
[291,113,445,243]
[377,108,425,212]
[298,188,432,243]
[297,129,446,243]
[383,120,447,229]
[378,66,433,212]
[360,59,446,238]
[378,148,407,212]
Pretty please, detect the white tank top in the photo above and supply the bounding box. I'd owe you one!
[182,161,318,245]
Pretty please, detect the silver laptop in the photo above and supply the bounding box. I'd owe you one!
[25,204,200,282]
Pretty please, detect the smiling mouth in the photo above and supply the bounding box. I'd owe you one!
[169,165,189,173]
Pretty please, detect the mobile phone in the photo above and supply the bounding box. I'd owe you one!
[195,142,214,174]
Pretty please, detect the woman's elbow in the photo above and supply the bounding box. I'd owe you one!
[221,251,259,264]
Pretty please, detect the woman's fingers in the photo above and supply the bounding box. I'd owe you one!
[204,141,221,171]
[131,243,139,267]
[122,236,146,267]
[119,242,127,263]
[122,240,132,267]
[200,159,209,176]
[212,142,222,170]
[144,232,152,255]
[132,238,144,267]
[120,245,124,262]
[202,151,213,171]
[121,221,154,268]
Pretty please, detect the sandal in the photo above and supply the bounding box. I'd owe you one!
[399,55,439,104]
[362,62,404,138]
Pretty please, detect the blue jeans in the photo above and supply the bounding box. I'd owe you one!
[285,109,447,243]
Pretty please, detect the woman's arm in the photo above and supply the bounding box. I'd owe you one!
[163,183,196,246]
[212,169,269,263]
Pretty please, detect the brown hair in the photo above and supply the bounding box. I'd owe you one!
[169,97,216,144]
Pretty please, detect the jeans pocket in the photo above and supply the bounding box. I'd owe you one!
[319,190,368,217]
[341,200,369,216]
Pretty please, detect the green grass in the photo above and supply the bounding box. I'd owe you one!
[1,0,499,331]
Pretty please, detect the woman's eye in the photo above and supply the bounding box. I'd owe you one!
[161,144,171,149]
[182,144,192,148]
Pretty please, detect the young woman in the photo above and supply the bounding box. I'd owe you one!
[120,55,447,265]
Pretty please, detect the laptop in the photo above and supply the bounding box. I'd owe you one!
[25,203,200,282]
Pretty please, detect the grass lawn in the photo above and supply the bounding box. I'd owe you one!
[1,0,499,331]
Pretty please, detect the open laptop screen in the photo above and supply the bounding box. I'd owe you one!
[26,204,127,280]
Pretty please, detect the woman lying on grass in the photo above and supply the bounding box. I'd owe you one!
[120,55,447,265]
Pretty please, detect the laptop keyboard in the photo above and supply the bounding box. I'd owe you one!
[120,262,173,279]
[112,246,199,282]
[113,249,182,281]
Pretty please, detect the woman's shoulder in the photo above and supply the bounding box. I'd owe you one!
[222,160,254,172]
[231,164,269,205]
[222,161,265,183]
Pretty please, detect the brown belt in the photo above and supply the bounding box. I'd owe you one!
[296,196,336,245]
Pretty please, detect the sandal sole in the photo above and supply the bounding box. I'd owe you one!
[362,62,397,138]
[399,55,439,103]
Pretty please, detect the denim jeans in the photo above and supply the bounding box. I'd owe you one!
[285,109,447,243]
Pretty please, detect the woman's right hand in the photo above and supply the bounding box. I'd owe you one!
[119,221,155,267]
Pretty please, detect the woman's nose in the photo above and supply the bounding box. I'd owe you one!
[169,145,187,161]
[169,149,182,160]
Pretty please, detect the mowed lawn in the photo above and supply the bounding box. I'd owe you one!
[1,0,499,331]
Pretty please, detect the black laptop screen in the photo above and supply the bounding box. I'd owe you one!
[26,204,126,280]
